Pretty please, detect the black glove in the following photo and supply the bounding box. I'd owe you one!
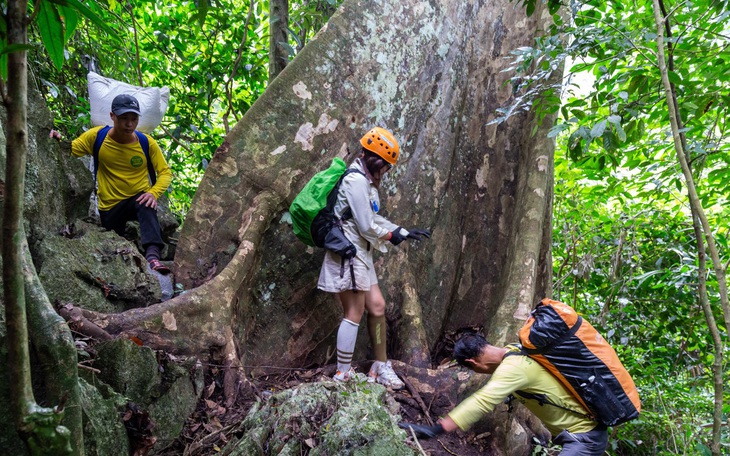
[389,227,408,245]
[398,422,444,439]
[406,228,431,241]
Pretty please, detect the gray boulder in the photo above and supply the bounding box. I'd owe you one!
[37,220,163,313]
[221,380,416,456]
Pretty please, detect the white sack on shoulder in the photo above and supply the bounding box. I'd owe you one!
[87,72,169,133]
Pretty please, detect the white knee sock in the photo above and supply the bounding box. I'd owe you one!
[337,319,359,373]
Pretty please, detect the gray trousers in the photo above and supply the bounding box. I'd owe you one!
[553,424,608,456]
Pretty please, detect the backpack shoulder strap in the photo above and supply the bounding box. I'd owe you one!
[343,168,366,178]
[92,125,112,183]
[512,390,595,420]
[504,344,595,421]
[327,168,366,221]
[521,316,583,356]
[134,131,157,186]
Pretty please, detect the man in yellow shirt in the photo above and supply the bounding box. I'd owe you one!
[71,94,173,273]
[401,333,608,455]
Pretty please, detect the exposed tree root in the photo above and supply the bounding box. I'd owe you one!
[57,191,280,358]
[23,242,84,454]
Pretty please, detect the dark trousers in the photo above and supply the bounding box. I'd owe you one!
[99,194,164,260]
[554,424,608,456]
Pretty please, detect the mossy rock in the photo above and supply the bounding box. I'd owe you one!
[148,357,203,452]
[221,380,416,456]
[91,339,162,405]
[37,220,162,313]
[78,377,130,456]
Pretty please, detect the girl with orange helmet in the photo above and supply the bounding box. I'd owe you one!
[318,127,431,389]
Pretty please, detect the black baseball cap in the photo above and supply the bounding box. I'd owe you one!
[111,94,141,116]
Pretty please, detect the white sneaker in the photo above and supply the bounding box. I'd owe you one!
[367,361,380,383]
[333,367,355,382]
[368,360,404,390]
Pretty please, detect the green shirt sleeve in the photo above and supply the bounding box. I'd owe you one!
[447,352,598,436]
[447,355,531,431]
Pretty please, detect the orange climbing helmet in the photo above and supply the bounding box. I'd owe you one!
[360,127,399,165]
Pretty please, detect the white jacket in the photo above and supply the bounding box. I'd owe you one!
[333,158,403,260]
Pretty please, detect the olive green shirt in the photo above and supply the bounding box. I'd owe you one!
[448,347,597,436]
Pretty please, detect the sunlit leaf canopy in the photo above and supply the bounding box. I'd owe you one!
[494,0,730,450]
[498,0,730,235]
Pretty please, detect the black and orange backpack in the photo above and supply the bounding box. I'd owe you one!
[516,298,641,426]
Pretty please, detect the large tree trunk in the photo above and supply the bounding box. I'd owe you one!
[168,0,556,367]
[79,0,556,380]
[65,0,559,451]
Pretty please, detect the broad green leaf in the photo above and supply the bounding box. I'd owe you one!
[548,123,570,138]
[0,43,36,56]
[627,74,646,94]
[60,6,78,41]
[45,0,120,42]
[525,0,535,17]
[590,120,607,138]
[37,1,65,70]
[667,71,682,85]
[568,131,584,160]
[548,0,561,14]
[602,130,619,152]
[0,42,35,80]
[571,109,586,120]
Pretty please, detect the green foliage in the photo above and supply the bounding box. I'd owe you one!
[0,0,115,79]
[552,146,730,453]
[28,0,343,219]
[609,374,730,455]
[500,0,730,200]
[509,1,730,453]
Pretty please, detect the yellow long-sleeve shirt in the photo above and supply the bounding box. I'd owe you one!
[71,126,172,211]
[448,348,597,436]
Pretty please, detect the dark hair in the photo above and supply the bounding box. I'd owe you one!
[453,333,490,368]
[361,149,390,175]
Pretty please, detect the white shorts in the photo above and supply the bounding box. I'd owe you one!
[317,250,377,293]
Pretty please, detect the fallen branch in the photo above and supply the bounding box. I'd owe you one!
[183,423,238,456]
[437,438,460,456]
[407,426,428,456]
[399,371,433,425]
[58,304,113,342]
[76,363,101,374]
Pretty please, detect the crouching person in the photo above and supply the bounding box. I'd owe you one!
[400,333,608,455]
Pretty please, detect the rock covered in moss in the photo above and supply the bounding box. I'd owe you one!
[77,377,130,456]
[37,220,162,312]
[221,380,416,456]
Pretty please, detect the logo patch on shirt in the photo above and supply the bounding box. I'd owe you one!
[371,200,379,212]
[130,156,143,168]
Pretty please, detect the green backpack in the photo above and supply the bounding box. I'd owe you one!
[290,158,364,255]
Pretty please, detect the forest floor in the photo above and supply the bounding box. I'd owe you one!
[156,363,497,456]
